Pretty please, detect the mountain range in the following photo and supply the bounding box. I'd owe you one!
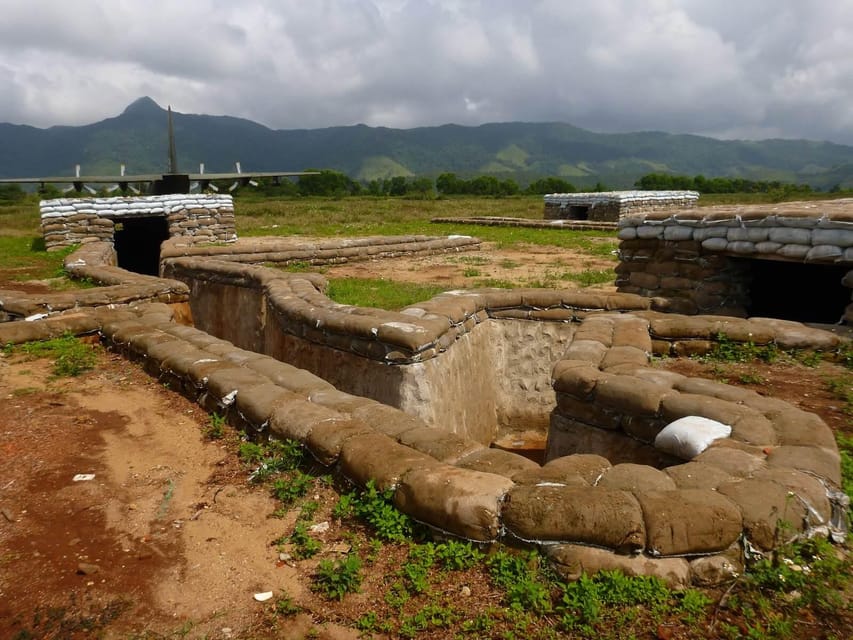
[2,96,853,190]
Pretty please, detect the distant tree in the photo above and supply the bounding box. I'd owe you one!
[436,172,463,195]
[365,179,386,196]
[525,177,577,195]
[408,177,435,199]
[38,184,62,199]
[0,183,26,202]
[387,176,408,196]
[298,169,360,197]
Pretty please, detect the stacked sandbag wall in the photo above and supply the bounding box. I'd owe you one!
[547,310,847,560]
[617,202,853,318]
[544,191,699,222]
[40,194,236,251]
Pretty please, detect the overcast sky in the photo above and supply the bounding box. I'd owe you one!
[2,0,853,144]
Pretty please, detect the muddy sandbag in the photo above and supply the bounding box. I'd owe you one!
[268,399,346,441]
[595,375,671,417]
[306,419,374,466]
[205,367,272,404]
[455,448,538,478]
[766,408,838,452]
[661,393,748,426]
[351,403,426,439]
[730,415,779,447]
[551,361,603,400]
[235,383,300,429]
[596,463,677,492]
[246,357,335,396]
[694,447,766,478]
[664,462,733,491]
[545,544,690,589]
[398,427,482,464]
[636,489,742,556]
[766,446,841,486]
[750,467,832,526]
[394,466,513,541]
[502,485,645,552]
[308,389,376,414]
[538,454,611,484]
[689,545,744,586]
[717,479,809,550]
[340,432,442,490]
[600,346,649,370]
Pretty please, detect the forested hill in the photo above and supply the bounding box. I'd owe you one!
[2,96,853,189]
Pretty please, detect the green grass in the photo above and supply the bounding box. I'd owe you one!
[14,334,98,377]
[326,278,449,311]
[0,236,72,281]
[235,195,619,253]
[560,267,616,287]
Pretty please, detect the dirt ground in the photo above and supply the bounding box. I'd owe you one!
[1,244,851,639]
[317,242,619,291]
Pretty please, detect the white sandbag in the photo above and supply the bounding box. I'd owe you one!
[654,416,731,460]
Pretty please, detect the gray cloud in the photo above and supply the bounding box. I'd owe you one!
[1,0,852,144]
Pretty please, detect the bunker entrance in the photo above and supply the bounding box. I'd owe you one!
[114,216,169,276]
[740,258,850,324]
[566,205,590,220]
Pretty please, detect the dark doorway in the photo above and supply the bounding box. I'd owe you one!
[567,205,590,220]
[743,258,850,324]
[114,216,169,276]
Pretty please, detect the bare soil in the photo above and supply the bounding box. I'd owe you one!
[318,242,619,291]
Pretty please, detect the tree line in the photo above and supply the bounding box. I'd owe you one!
[633,173,814,195]
[270,171,584,198]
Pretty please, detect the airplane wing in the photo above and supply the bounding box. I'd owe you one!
[0,174,162,184]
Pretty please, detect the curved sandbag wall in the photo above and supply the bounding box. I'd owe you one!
[0,237,847,587]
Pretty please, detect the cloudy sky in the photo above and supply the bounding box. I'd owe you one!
[2,0,853,144]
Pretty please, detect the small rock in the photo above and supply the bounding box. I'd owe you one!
[1,508,14,523]
[309,521,330,534]
[279,552,292,562]
[77,562,100,575]
[253,591,273,602]
[460,585,471,597]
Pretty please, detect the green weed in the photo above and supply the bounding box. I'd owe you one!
[333,480,415,542]
[313,554,363,600]
[287,522,322,559]
[274,594,302,617]
[398,603,459,638]
[271,471,313,504]
[705,333,780,364]
[205,412,226,439]
[18,333,97,377]
[462,267,481,277]
[243,439,304,483]
[434,539,483,571]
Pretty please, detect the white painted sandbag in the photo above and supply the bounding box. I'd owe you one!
[654,416,731,459]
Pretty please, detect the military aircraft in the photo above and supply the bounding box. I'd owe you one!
[0,106,317,195]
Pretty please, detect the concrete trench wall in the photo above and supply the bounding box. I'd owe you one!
[166,258,581,444]
[617,200,853,320]
[1,237,848,587]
